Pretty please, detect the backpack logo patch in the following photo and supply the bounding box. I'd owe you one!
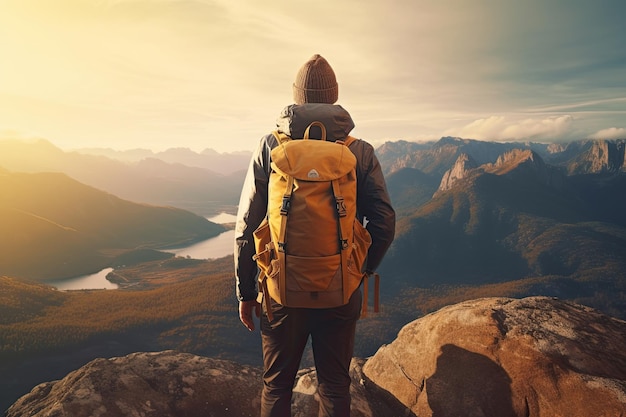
[307,169,320,179]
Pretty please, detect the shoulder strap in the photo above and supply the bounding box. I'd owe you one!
[361,272,380,318]
[342,135,358,147]
[271,130,290,144]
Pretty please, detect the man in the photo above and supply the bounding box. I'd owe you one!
[235,54,395,417]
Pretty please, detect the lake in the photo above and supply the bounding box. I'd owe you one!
[48,268,118,291]
[50,213,237,291]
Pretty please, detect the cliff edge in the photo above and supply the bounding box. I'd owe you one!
[7,297,626,417]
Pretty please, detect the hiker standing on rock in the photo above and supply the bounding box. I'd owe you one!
[234,54,395,417]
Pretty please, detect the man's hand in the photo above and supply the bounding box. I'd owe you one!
[239,299,261,331]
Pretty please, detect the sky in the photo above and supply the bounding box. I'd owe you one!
[1,0,625,153]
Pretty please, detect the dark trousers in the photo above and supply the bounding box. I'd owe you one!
[260,289,362,417]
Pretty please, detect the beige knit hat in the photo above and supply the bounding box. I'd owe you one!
[293,54,339,104]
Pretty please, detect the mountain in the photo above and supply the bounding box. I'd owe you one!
[380,142,626,317]
[385,167,440,216]
[7,297,626,417]
[0,138,249,216]
[548,139,626,174]
[0,170,225,280]
[377,137,626,177]
[376,136,555,177]
[73,146,252,174]
[437,152,479,192]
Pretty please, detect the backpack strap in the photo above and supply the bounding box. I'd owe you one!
[276,174,294,304]
[258,273,275,322]
[341,135,358,147]
[331,178,352,305]
[361,272,380,318]
[272,130,290,144]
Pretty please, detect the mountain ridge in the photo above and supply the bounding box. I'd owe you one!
[0,138,246,216]
[0,170,224,280]
[382,144,626,314]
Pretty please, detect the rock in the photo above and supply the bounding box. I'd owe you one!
[363,296,626,417]
[484,149,566,189]
[8,297,626,416]
[438,153,478,192]
[6,351,264,417]
[290,358,408,417]
[6,352,405,417]
[559,139,626,174]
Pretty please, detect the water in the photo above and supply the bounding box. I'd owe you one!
[49,268,117,291]
[165,230,234,259]
[164,212,236,260]
[50,212,237,291]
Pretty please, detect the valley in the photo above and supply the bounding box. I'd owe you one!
[1,136,625,412]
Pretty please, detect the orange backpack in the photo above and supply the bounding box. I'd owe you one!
[253,121,372,319]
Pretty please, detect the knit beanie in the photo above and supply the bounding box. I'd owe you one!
[293,54,339,105]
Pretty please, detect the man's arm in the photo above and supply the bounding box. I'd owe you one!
[351,140,395,272]
[234,136,272,302]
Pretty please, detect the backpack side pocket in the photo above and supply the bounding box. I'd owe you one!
[349,218,372,276]
[253,219,277,277]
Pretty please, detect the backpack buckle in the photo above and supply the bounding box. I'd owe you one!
[335,197,347,217]
[280,196,291,215]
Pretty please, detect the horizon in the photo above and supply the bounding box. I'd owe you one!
[4,134,626,158]
[1,0,625,153]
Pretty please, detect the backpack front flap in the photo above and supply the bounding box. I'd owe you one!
[271,138,356,182]
[269,138,357,258]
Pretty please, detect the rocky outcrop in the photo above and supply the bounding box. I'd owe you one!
[5,353,404,417]
[437,149,567,193]
[557,139,626,174]
[6,352,264,417]
[485,149,566,189]
[487,148,546,175]
[363,296,626,417]
[8,297,626,416]
[437,153,479,192]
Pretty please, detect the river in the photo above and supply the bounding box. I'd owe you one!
[49,213,237,291]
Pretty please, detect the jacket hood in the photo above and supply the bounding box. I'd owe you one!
[275,104,355,142]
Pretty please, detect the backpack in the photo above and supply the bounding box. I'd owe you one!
[253,121,372,319]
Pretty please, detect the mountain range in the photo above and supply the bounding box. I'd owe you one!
[0,137,626,306]
[1,135,625,412]
[0,139,248,216]
[378,137,626,317]
[1,136,625,315]
[0,168,225,280]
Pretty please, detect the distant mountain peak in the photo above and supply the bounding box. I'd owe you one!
[572,139,625,174]
[438,153,479,192]
[436,148,567,193]
[486,149,545,175]
[435,136,468,146]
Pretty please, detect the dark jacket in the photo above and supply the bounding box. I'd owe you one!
[235,103,395,301]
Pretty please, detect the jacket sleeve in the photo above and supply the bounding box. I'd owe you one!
[350,139,396,273]
[234,135,273,301]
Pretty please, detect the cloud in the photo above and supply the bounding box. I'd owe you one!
[589,127,626,140]
[446,115,575,142]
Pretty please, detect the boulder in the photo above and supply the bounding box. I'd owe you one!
[363,296,626,417]
[6,352,403,417]
[6,351,263,417]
